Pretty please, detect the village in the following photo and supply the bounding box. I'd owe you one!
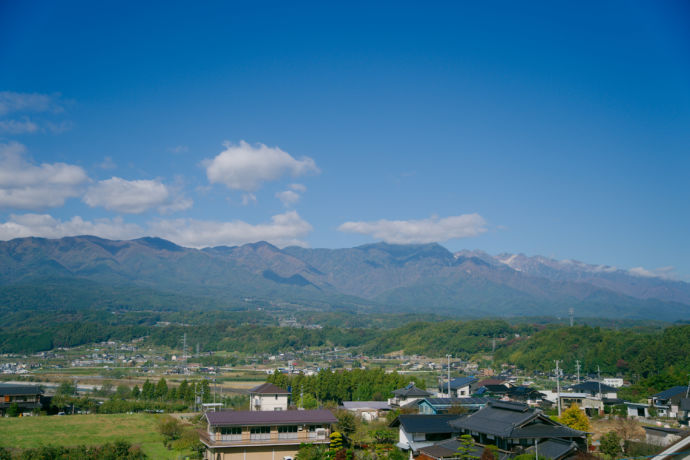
[1,336,689,460]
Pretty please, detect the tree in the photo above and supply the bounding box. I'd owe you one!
[481,445,499,460]
[6,402,19,417]
[131,385,141,399]
[559,404,591,432]
[330,431,344,451]
[600,431,623,458]
[296,443,329,460]
[335,410,357,436]
[371,428,395,445]
[155,378,168,399]
[456,434,480,460]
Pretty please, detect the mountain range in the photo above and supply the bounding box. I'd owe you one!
[1,235,688,321]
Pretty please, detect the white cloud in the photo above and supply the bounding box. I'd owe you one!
[204,141,319,191]
[338,213,487,244]
[276,190,301,207]
[276,184,307,207]
[97,156,117,170]
[0,91,63,115]
[241,193,257,206]
[0,214,143,241]
[0,142,88,210]
[149,211,312,248]
[0,211,312,248]
[0,117,39,134]
[83,177,192,214]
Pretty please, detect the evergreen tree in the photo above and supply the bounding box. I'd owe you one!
[155,378,168,399]
[456,434,480,460]
[131,385,140,399]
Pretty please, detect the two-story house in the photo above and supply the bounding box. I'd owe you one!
[416,397,489,415]
[389,414,461,454]
[248,383,290,412]
[649,386,689,419]
[450,400,587,453]
[389,383,433,407]
[201,409,337,460]
[437,376,477,397]
[0,383,43,415]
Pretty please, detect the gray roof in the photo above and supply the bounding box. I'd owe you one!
[450,400,586,439]
[392,383,432,397]
[526,438,580,460]
[642,426,684,435]
[0,384,43,396]
[205,409,336,426]
[419,439,510,460]
[248,382,291,394]
[653,386,688,400]
[512,423,586,439]
[390,414,461,434]
[342,401,391,411]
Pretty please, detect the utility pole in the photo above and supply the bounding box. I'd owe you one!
[575,360,581,385]
[446,354,452,397]
[569,308,574,327]
[555,360,562,417]
[183,333,187,361]
[535,438,539,460]
[597,365,603,399]
[492,337,496,353]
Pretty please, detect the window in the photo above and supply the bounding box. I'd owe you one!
[250,426,271,434]
[220,427,241,435]
[278,425,298,433]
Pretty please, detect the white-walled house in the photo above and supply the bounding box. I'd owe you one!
[248,382,290,411]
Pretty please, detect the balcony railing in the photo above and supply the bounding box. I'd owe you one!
[200,429,330,447]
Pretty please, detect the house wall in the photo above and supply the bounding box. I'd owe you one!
[205,445,299,460]
[646,433,681,447]
[399,427,414,449]
[251,394,289,411]
[456,386,471,397]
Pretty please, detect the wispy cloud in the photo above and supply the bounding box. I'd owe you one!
[338,213,487,244]
[628,266,677,279]
[0,142,88,210]
[0,91,64,115]
[168,145,189,154]
[0,117,39,134]
[204,141,319,192]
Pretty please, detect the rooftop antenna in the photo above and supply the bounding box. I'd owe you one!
[555,360,562,417]
[575,360,581,385]
[569,308,574,327]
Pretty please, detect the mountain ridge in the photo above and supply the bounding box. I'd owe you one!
[0,236,688,320]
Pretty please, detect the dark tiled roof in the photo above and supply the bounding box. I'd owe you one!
[526,438,579,460]
[0,384,43,396]
[507,386,544,397]
[420,439,510,460]
[451,401,542,437]
[476,378,508,387]
[512,423,587,438]
[421,397,489,407]
[206,409,336,426]
[390,414,461,434]
[567,381,618,394]
[393,383,432,397]
[248,382,291,394]
[482,384,510,394]
[642,426,684,435]
[438,376,477,391]
[653,386,688,400]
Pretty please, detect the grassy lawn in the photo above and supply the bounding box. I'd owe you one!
[0,413,194,459]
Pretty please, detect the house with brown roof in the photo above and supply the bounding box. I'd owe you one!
[200,409,337,460]
[248,382,291,412]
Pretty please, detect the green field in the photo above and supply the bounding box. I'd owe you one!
[0,413,193,459]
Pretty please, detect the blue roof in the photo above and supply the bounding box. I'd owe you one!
[653,386,688,400]
[439,376,477,391]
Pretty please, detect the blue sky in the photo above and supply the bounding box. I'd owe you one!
[0,1,689,278]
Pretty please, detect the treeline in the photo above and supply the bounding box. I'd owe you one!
[0,442,145,460]
[493,324,690,393]
[267,368,425,403]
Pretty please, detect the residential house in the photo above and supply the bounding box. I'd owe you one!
[557,392,603,415]
[450,400,588,453]
[417,397,489,415]
[505,386,547,406]
[649,386,689,419]
[437,376,477,397]
[567,381,619,399]
[200,409,337,460]
[389,414,460,454]
[625,402,651,418]
[0,383,43,415]
[248,383,290,412]
[417,439,509,460]
[341,401,391,422]
[389,383,433,407]
[680,398,690,425]
[602,378,624,388]
[524,438,582,460]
